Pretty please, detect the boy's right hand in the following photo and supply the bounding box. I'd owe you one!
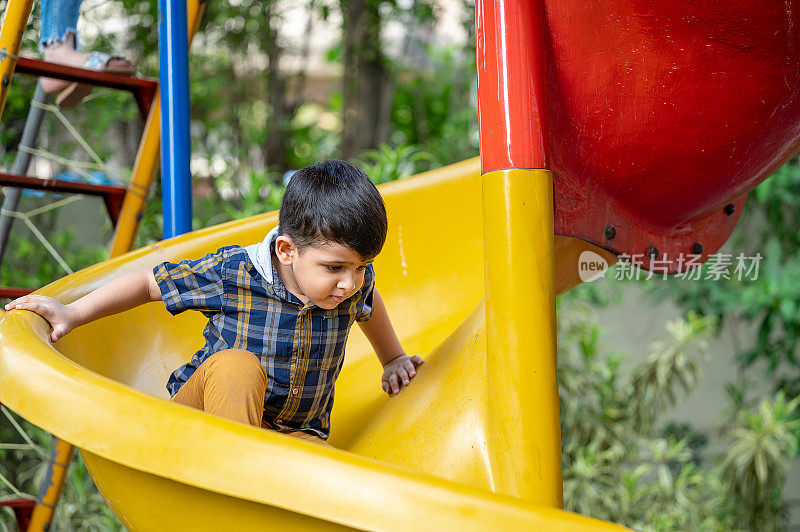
[4,295,79,342]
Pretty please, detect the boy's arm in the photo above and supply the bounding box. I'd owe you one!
[5,268,162,342]
[357,289,424,395]
[357,289,405,366]
[71,268,162,324]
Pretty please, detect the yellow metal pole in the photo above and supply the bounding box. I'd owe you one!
[482,168,562,507]
[109,92,161,256]
[110,0,206,256]
[27,437,74,530]
[0,0,34,122]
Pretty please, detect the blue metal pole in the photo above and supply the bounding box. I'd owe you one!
[158,0,192,238]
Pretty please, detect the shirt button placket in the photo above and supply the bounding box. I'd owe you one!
[288,308,307,413]
[279,309,301,427]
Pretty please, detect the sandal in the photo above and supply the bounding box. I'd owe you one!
[55,51,136,109]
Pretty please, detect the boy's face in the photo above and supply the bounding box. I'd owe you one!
[274,235,373,309]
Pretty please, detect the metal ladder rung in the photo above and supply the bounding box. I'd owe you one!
[0,172,126,226]
[0,287,34,298]
[15,57,158,117]
[0,497,35,530]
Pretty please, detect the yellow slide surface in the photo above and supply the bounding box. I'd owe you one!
[0,159,621,530]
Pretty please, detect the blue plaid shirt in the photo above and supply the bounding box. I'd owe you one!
[153,234,375,440]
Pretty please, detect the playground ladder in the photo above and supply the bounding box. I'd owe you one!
[0,0,206,528]
[0,59,158,298]
[0,57,157,532]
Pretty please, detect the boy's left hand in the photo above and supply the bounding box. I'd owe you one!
[382,354,425,395]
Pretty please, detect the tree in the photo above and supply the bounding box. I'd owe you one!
[340,0,389,158]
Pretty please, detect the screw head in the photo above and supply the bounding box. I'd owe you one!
[0,76,9,87]
[604,224,616,240]
[724,203,735,215]
[692,242,703,255]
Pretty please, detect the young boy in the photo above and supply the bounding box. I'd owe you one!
[4,160,424,446]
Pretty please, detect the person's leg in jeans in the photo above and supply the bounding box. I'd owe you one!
[39,0,81,95]
[38,0,134,99]
[39,0,81,53]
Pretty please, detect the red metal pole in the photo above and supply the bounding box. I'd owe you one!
[476,0,549,172]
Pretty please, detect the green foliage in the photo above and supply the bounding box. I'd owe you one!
[0,76,37,166]
[207,169,285,224]
[0,209,107,292]
[288,104,340,168]
[630,313,715,429]
[358,143,436,184]
[386,44,478,165]
[558,300,799,530]
[719,391,800,531]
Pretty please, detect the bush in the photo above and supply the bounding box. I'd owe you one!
[558,298,799,530]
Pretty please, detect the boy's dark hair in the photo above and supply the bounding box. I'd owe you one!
[279,160,388,259]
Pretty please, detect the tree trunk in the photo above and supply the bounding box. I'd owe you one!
[263,1,290,171]
[340,0,388,159]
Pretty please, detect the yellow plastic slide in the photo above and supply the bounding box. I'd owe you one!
[0,159,621,530]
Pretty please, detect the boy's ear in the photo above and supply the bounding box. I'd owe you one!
[274,235,296,265]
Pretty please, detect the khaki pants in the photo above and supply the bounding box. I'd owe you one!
[170,349,330,447]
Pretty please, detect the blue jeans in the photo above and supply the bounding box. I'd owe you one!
[39,0,82,51]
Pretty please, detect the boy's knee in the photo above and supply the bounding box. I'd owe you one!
[206,349,267,387]
[201,349,266,427]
